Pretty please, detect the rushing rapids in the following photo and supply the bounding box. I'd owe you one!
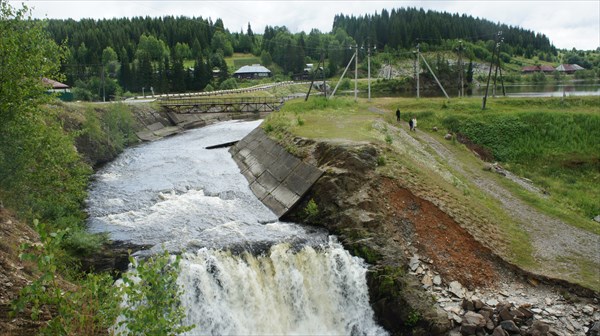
[86,120,387,335]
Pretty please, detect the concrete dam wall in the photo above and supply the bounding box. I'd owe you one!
[229,127,323,218]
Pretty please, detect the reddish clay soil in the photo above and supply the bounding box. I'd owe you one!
[379,177,503,289]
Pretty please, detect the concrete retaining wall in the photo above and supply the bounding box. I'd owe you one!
[229,127,323,218]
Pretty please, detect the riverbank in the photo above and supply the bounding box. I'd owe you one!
[0,100,267,334]
[2,96,598,335]
[260,96,599,334]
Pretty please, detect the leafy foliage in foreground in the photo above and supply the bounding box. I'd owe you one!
[118,251,195,336]
[2,3,192,334]
[14,221,193,335]
[13,221,120,335]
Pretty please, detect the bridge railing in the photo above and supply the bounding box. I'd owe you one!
[158,96,281,106]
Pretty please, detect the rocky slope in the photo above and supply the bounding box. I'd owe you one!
[0,208,46,335]
[282,122,599,335]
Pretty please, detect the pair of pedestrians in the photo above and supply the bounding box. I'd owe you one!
[396,108,417,131]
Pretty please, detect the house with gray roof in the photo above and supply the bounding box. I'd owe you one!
[233,64,272,79]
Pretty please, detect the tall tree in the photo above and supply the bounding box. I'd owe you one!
[0,1,64,123]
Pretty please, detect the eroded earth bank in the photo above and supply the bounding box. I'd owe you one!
[278,130,599,335]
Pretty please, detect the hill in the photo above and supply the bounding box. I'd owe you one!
[41,6,600,101]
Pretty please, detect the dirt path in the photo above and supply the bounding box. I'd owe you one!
[404,123,600,288]
[369,107,599,290]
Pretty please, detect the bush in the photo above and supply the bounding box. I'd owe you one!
[72,87,95,101]
[338,78,351,90]
[118,251,194,335]
[219,78,238,90]
[303,199,319,221]
[14,223,193,335]
[62,229,106,256]
[13,221,120,335]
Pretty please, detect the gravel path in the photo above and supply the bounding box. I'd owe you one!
[371,112,599,334]
[414,128,600,282]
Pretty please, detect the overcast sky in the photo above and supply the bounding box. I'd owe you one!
[11,0,600,50]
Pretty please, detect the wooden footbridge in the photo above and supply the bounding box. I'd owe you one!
[159,96,288,114]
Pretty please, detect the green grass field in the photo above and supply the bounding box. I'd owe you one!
[264,95,599,289]
[266,94,599,252]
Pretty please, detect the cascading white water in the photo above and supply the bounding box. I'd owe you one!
[86,120,387,335]
[179,238,385,335]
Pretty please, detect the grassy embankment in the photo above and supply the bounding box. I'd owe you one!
[1,100,197,334]
[391,97,600,230]
[0,101,139,247]
[263,95,599,288]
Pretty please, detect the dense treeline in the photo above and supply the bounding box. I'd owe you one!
[46,16,233,96]
[41,7,592,100]
[333,7,556,56]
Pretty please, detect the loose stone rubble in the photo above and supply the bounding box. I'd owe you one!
[408,254,600,335]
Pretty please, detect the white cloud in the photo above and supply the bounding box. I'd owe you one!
[11,0,600,50]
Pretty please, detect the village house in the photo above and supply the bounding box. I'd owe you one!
[42,77,72,101]
[521,64,585,75]
[521,65,555,74]
[233,64,272,79]
[555,64,585,74]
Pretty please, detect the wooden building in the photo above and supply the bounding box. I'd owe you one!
[233,64,272,79]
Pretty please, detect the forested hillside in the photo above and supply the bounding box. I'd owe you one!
[333,8,555,56]
[42,7,596,100]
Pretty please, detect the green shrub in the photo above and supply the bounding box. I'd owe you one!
[13,221,120,335]
[118,251,195,335]
[103,103,136,153]
[303,198,319,221]
[219,78,238,90]
[263,123,274,133]
[62,229,106,256]
[14,223,193,335]
[406,310,421,327]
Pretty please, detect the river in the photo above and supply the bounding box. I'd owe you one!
[349,80,600,98]
[86,120,387,335]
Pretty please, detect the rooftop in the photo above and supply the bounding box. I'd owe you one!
[234,64,271,74]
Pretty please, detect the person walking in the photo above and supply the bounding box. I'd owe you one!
[396,108,401,122]
[412,117,417,132]
[408,117,414,131]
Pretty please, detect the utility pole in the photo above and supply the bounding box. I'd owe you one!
[354,43,358,102]
[368,40,371,102]
[305,51,324,101]
[421,53,449,99]
[329,50,356,99]
[493,37,506,97]
[101,64,106,102]
[483,31,502,109]
[499,64,506,96]
[493,59,499,97]
[458,41,464,98]
[415,43,420,98]
[323,57,327,97]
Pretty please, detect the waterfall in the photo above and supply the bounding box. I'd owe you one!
[179,238,387,336]
[86,120,387,335]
